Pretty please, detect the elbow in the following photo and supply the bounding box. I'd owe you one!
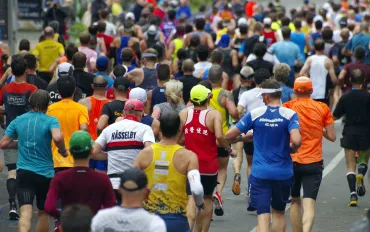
[329,133,337,142]
[53,134,63,144]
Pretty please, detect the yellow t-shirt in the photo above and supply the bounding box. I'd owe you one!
[33,39,65,72]
[216,28,228,41]
[112,3,123,16]
[47,99,89,168]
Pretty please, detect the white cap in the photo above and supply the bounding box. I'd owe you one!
[147,25,157,35]
[238,18,247,26]
[125,12,135,21]
[263,17,272,25]
[56,62,74,80]
[323,2,331,10]
[313,15,323,22]
[129,87,147,103]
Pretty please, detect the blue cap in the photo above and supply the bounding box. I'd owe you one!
[96,56,109,70]
[218,34,230,49]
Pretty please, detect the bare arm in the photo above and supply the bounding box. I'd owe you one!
[213,112,232,152]
[80,123,88,131]
[221,72,229,90]
[97,115,109,136]
[91,143,108,160]
[299,57,311,76]
[237,105,245,119]
[325,59,338,85]
[231,50,238,68]
[224,92,239,121]
[290,129,302,153]
[51,128,67,157]
[0,135,16,149]
[146,91,153,115]
[338,69,347,86]
[167,41,176,60]
[323,124,336,142]
[151,118,160,138]
[207,34,215,50]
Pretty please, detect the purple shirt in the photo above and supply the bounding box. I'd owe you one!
[78,46,98,73]
[160,21,177,41]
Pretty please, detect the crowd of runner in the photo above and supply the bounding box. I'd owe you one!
[0,0,370,231]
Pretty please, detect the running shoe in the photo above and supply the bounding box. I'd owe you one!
[212,192,224,216]
[348,193,358,207]
[9,200,19,220]
[54,220,61,232]
[356,174,366,197]
[232,173,241,195]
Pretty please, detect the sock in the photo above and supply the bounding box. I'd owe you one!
[358,163,368,177]
[6,178,16,202]
[347,173,356,194]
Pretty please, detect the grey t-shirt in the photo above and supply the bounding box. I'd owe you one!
[91,207,166,232]
[154,102,185,116]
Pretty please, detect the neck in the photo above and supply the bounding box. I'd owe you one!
[315,51,324,55]
[352,84,362,89]
[145,62,156,69]
[183,72,193,75]
[62,97,74,100]
[115,93,128,101]
[123,61,131,66]
[283,38,290,41]
[46,36,53,40]
[73,159,89,167]
[268,99,281,107]
[28,70,37,75]
[159,136,179,145]
[93,90,107,98]
[14,76,26,83]
[194,104,207,110]
[211,82,222,88]
[121,198,143,208]
[158,80,168,86]
[80,44,88,47]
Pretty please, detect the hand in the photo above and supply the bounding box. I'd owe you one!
[58,149,68,158]
[290,143,298,154]
[229,149,237,158]
[242,132,253,143]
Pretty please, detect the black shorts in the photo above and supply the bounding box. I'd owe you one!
[38,72,52,84]
[187,174,218,196]
[341,134,370,151]
[217,147,229,158]
[291,161,324,200]
[16,169,51,210]
[54,167,70,173]
[243,142,254,156]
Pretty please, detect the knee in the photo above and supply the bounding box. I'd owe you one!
[8,170,16,179]
[291,197,301,206]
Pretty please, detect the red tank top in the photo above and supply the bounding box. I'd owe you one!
[263,30,277,47]
[184,109,218,175]
[88,96,110,140]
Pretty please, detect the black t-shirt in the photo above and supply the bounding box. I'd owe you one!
[27,74,48,90]
[247,58,274,75]
[47,82,83,104]
[73,69,94,98]
[178,75,200,103]
[333,90,370,135]
[101,100,126,125]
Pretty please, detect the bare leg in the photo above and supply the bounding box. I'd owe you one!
[36,210,49,232]
[271,209,286,232]
[194,196,213,232]
[186,196,196,230]
[257,213,271,232]
[18,205,33,232]
[302,198,316,232]
[290,197,303,232]
[246,155,253,178]
[345,149,356,173]
[216,156,229,195]
[232,142,243,175]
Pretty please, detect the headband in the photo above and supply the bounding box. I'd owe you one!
[142,53,157,58]
[256,88,282,98]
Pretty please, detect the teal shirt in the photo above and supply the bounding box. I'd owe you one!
[5,111,60,178]
[94,72,114,89]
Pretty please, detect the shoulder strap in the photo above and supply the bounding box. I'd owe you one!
[199,109,211,127]
[185,109,194,125]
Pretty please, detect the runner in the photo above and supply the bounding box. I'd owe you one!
[0,90,67,232]
[91,168,166,231]
[179,84,236,230]
[111,21,136,65]
[0,56,38,220]
[333,69,370,206]
[78,32,98,73]
[78,76,110,171]
[59,204,94,232]
[93,99,155,203]
[225,79,301,232]
[274,63,296,103]
[185,18,214,49]
[283,77,336,232]
[47,75,89,173]
[127,49,157,91]
[147,64,171,114]
[178,59,200,104]
[135,111,204,231]
[72,52,95,98]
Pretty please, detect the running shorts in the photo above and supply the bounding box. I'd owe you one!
[341,134,370,151]
[248,175,293,215]
[16,169,51,210]
[54,167,70,173]
[291,161,324,200]
[89,159,108,171]
[187,174,218,196]
[243,142,254,156]
[4,149,17,170]
[217,146,229,158]
[158,214,190,232]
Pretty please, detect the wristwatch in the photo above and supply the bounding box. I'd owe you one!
[227,148,233,154]
[58,149,67,155]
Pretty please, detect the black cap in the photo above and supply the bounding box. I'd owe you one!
[114,76,130,91]
[120,168,148,192]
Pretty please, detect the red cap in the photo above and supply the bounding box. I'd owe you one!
[124,99,145,111]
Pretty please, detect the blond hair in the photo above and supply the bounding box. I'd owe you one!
[165,80,183,104]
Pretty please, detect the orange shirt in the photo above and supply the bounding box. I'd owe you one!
[88,96,110,140]
[283,98,334,164]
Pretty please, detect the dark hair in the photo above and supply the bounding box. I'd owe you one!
[99,8,109,19]
[294,19,302,29]
[19,39,30,51]
[97,21,106,33]
[199,80,212,91]
[153,42,165,59]
[39,35,46,42]
[168,9,176,20]
[24,54,37,70]
[79,32,90,45]
[260,79,282,99]
[88,24,98,35]
[113,65,127,77]
[121,48,134,62]
[306,14,314,24]
[29,90,50,112]
[350,69,364,85]
[208,65,223,83]
[322,27,333,41]
[211,50,223,64]
[143,48,158,63]
[210,32,217,43]
[314,39,325,51]
[253,22,263,33]
[159,111,181,138]
[11,56,28,76]
[254,68,271,85]
[197,45,209,61]
[49,21,59,33]
[57,76,76,98]
[281,26,291,39]
[281,17,291,27]
[177,48,187,60]
[60,204,93,232]
[66,43,78,61]
[195,18,206,30]
[354,46,366,60]
[72,52,87,69]
[157,64,170,81]
[253,43,267,58]
[185,24,193,34]
[239,24,248,35]
[315,20,323,30]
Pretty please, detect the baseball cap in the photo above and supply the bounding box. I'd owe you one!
[339,17,348,28]
[124,99,145,111]
[190,85,211,104]
[294,76,312,93]
[238,17,247,26]
[129,87,148,103]
[113,76,130,91]
[125,12,135,21]
[148,25,157,35]
[56,62,73,80]
[263,17,272,25]
[240,66,254,80]
[120,168,148,192]
[96,56,109,70]
[313,15,323,23]
[69,130,94,154]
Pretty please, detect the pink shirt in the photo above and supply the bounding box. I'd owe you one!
[78,46,98,73]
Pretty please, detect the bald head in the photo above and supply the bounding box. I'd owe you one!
[44,26,54,38]
[93,76,108,90]
[182,59,195,73]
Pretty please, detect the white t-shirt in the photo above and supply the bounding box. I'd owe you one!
[95,119,155,189]
[333,30,353,43]
[92,207,167,232]
[247,53,280,65]
[238,88,265,115]
[193,61,212,78]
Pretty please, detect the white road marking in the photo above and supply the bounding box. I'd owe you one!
[249,149,345,232]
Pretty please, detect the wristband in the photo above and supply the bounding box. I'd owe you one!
[227,148,233,154]
[58,149,67,154]
[239,134,243,142]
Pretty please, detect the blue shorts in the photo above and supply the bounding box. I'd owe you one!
[249,175,293,215]
[89,159,108,171]
[157,214,189,232]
